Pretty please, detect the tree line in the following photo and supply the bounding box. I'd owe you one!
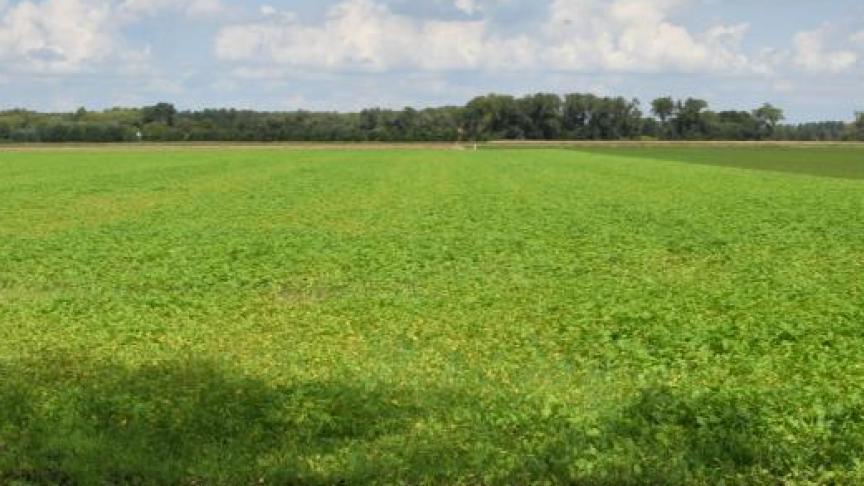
[1,95,862,143]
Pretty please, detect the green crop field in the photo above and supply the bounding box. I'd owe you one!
[1,145,863,485]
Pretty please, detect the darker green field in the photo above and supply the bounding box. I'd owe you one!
[576,144,864,179]
[1,145,863,484]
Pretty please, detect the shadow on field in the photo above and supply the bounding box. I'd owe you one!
[527,384,864,486]
[0,356,433,485]
[3,356,864,484]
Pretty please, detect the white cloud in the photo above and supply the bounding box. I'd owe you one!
[0,0,225,73]
[215,0,760,76]
[0,0,117,72]
[185,0,225,16]
[851,31,864,47]
[540,0,753,73]
[793,25,858,73]
[216,0,532,72]
[120,0,227,19]
[454,0,479,15]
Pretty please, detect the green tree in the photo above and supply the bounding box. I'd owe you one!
[710,111,760,140]
[752,103,784,139]
[855,112,864,140]
[142,103,178,127]
[518,93,563,139]
[72,107,88,122]
[673,98,709,139]
[562,93,597,139]
[651,97,675,138]
[462,94,526,140]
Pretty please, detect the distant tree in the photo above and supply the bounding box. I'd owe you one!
[561,94,642,140]
[640,117,661,139]
[562,93,597,139]
[855,112,864,140]
[142,102,178,127]
[462,94,526,140]
[72,107,88,121]
[775,121,847,141]
[651,97,676,138]
[673,98,709,139]
[359,108,385,140]
[752,103,784,139]
[518,93,563,139]
[618,97,643,139]
[591,97,642,139]
[395,107,419,140]
[0,95,836,143]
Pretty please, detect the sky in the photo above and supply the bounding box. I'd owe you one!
[0,0,862,122]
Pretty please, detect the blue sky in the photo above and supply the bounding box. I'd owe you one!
[0,0,862,121]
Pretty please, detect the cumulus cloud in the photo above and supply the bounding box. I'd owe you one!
[214,0,760,76]
[539,0,753,73]
[0,0,117,72]
[216,0,534,72]
[0,0,226,73]
[119,0,227,19]
[793,25,858,73]
[453,0,479,15]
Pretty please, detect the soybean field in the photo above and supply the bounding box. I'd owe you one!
[1,144,863,485]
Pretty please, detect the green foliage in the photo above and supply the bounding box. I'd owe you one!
[774,121,854,141]
[561,93,643,140]
[672,98,710,139]
[1,146,864,484]
[1,96,855,143]
[704,111,761,140]
[650,97,675,124]
[518,93,564,139]
[752,103,785,138]
[141,102,178,127]
[855,112,864,140]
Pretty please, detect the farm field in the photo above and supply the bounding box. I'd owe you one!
[1,145,864,484]
[576,144,864,180]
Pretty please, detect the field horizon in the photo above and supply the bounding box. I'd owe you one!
[3,140,863,149]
